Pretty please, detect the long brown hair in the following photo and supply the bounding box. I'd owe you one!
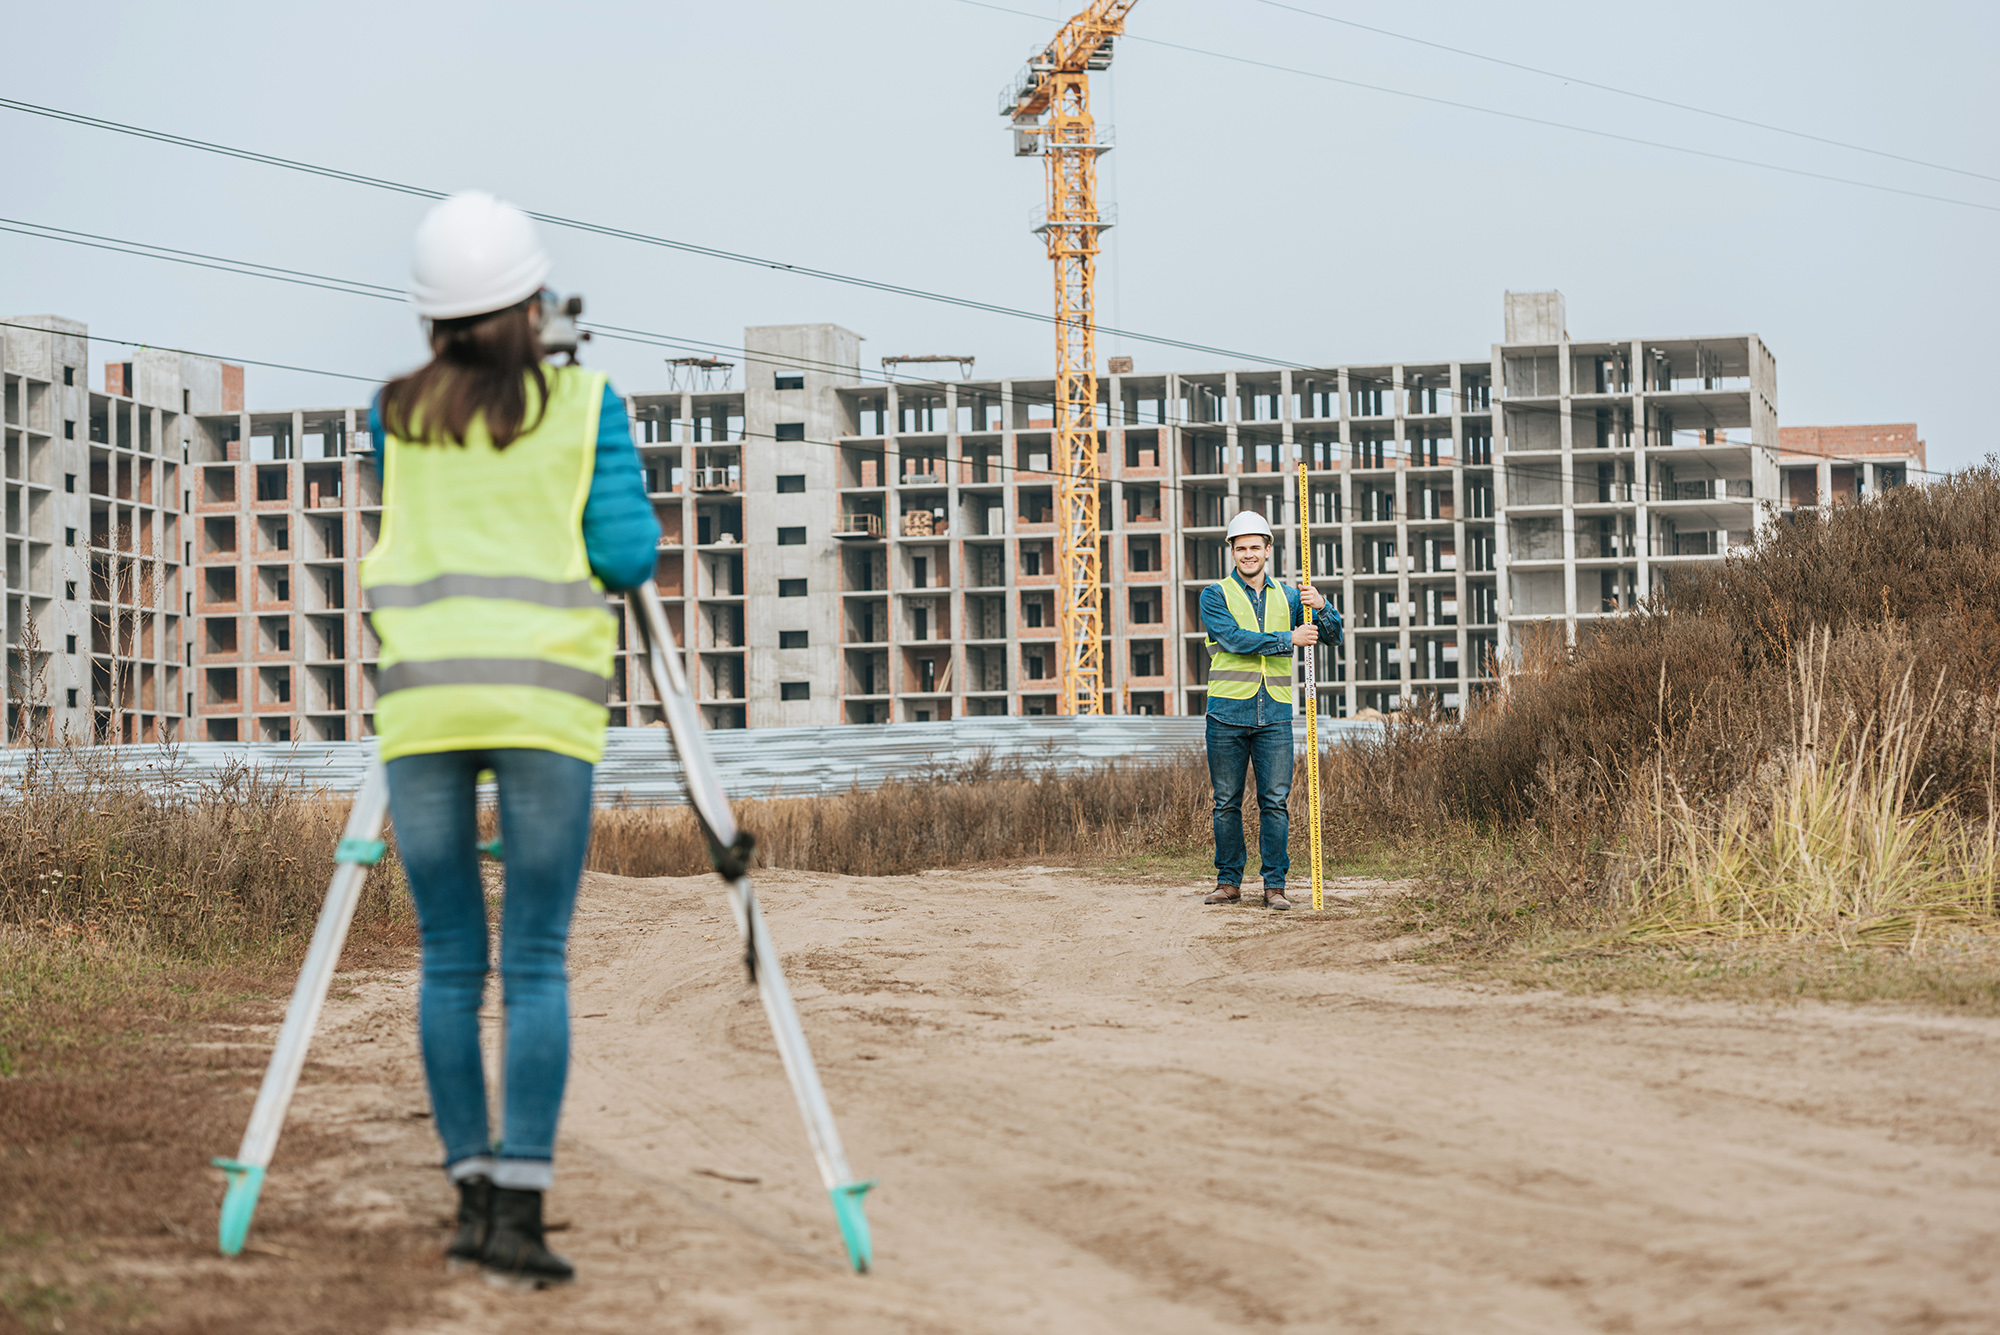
[380,298,548,449]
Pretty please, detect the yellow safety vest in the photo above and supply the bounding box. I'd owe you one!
[1205,575,1294,704]
[361,365,618,763]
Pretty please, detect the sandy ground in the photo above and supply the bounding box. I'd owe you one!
[283,867,2000,1333]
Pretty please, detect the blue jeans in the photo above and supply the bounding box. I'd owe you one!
[1207,715,1293,889]
[386,747,594,1188]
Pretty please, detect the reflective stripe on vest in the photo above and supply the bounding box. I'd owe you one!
[1204,575,1294,704]
[360,365,617,763]
[375,657,609,703]
[365,573,608,611]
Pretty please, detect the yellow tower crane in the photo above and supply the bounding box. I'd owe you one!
[1000,0,1136,715]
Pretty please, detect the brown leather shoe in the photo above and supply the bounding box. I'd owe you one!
[1263,886,1291,911]
[1203,883,1243,905]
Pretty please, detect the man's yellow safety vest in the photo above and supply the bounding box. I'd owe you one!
[1204,574,1294,704]
[361,365,618,763]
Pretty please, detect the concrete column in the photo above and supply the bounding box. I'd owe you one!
[1334,368,1356,716]
[1555,343,1577,637]
[999,380,1020,715]
[1489,344,1513,669]
[1450,360,1469,712]
[1629,341,1652,603]
[1162,374,1186,714]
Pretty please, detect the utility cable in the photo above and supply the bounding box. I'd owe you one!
[0,218,920,389]
[1247,0,2000,187]
[0,216,1093,395]
[955,0,2000,215]
[0,97,1301,369]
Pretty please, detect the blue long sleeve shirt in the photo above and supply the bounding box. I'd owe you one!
[368,381,661,591]
[1199,569,1343,727]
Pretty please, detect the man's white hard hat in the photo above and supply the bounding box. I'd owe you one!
[1225,510,1275,542]
[408,191,552,319]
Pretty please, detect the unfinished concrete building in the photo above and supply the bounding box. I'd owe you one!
[2,293,1805,743]
[182,405,380,742]
[2,316,243,744]
[1492,291,1781,652]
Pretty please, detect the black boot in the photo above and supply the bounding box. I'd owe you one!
[445,1175,492,1273]
[482,1186,574,1289]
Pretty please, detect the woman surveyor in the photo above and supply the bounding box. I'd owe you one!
[361,191,659,1288]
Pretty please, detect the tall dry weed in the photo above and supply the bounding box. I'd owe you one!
[0,746,408,956]
[1458,462,2000,830]
[1624,630,2000,947]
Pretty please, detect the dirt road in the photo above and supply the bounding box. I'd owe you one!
[290,867,2000,1333]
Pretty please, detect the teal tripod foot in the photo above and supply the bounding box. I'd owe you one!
[829,1179,876,1274]
[213,1157,266,1256]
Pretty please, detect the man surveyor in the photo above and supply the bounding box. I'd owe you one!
[1200,510,1343,910]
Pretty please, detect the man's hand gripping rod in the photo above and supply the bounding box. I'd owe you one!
[627,580,875,1275]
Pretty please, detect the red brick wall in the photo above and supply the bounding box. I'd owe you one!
[1779,424,1924,469]
[222,363,245,412]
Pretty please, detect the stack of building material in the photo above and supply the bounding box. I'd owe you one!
[902,510,934,536]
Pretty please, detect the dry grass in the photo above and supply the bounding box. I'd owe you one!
[0,746,412,957]
[0,932,442,1335]
[1362,464,2000,1003]
[590,750,1219,877]
[0,749,433,1334]
[588,727,1465,884]
[1624,633,2000,947]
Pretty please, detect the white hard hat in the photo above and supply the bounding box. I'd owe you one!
[1225,510,1274,541]
[408,191,552,319]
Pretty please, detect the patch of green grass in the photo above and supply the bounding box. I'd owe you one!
[0,1277,75,1329]
[1085,847,1214,884]
[1382,869,2000,1012]
[1085,829,1439,889]
[1326,842,1435,881]
[0,933,283,1077]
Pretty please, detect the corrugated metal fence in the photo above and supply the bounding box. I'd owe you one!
[0,715,1384,806]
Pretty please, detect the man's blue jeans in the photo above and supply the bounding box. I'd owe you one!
[1207,715,1294,889]
[386,747,594,1189]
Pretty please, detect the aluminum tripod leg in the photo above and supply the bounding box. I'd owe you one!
[215,758,391,1255]
[628,581,875,1274]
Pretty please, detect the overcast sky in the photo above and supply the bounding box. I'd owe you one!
[4,1,1993,469]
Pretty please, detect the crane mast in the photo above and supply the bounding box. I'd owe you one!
[1001,0,1136,715]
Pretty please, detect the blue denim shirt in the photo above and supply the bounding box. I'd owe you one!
[1200,569,1343,726]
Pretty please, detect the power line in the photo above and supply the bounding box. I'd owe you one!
[0,215,1941,488]
[954,0,2000,216]
[0,218,401,304]
[0,218,925,390]
[1248,0,2000,187]
[0,97,1302,369]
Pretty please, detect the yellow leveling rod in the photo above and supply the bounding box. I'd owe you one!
[1297,459,1324,912]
